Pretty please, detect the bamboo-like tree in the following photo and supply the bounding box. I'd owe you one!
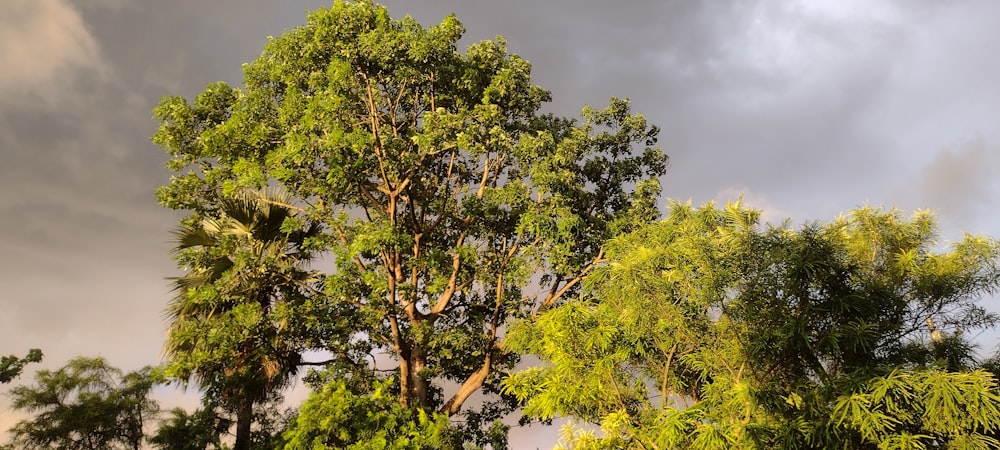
[164,188,319,450]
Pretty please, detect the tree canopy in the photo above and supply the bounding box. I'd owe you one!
[148,405,230,450]
[504,202,1000,449]
[7,357,158,450]
[152,0,666,444]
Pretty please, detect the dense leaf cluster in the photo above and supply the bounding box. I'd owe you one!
[0,348,41,384]
[505,202,1000,449]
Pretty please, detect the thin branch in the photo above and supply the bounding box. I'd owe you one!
[476,154,492,198]
[660,343,678,410]
[536,247,607,315]
[298,359,335,366]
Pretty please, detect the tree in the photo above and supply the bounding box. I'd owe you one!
[164,188,320,450]
[0,348,42,383]
[149,393,291,450]
[152,0,666,444]
[6,357,158,450]
[149,404,230,450]
[504,202,1000,449]
[279,373,463,450]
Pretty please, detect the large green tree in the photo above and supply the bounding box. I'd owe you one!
[152,0,666,443]
[504,202,1000,449]
[165,188,320,450]
[6,357,159,450]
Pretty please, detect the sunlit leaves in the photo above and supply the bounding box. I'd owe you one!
[281,377,460,450]
[506,202,1000,449]
[831,369,1000,447]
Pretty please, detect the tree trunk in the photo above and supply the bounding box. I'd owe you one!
[410,347,430,407]
[233,399,253,450]
[399,355,411,407]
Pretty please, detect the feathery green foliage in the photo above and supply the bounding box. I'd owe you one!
[6,357,158,450]
[505,202,1000,449]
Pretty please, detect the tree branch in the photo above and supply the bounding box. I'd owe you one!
[430,233,466,317]
[536,247,606,315]
[660,343,678,409]
[441,350,493,415]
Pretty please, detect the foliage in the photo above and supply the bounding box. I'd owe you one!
[504,202,1000,449]
[149,403,230,450]
[6,357,159,450]
[247,390,299,450]
[0,348,42,384]
[147,392,290,450]
[280,374,464,450]
[152,0,666,445]
[164,188,320,450]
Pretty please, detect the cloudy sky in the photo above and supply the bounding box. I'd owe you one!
[4,0,1000,446]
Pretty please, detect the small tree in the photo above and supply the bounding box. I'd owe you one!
[280,374,463,450]
[505,202,1000,449]
[164,188,320,450]
[149,404,230,450]
[7,357,159,450]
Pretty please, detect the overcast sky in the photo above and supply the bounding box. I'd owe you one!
[4,0,1000,446]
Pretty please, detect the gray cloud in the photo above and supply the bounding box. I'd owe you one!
[381,1,915,217]
[4,0,1000,445]
[893,138,1000,234]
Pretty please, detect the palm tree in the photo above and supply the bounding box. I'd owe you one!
[164,188,319,450]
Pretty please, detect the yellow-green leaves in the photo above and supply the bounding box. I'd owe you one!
[506,202,1000,449]
[281,377,463,450]
[831,369,1000,447]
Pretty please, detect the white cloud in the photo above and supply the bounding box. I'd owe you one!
[0,0,106,106]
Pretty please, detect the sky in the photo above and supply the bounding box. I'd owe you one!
[4,0,1000,447]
